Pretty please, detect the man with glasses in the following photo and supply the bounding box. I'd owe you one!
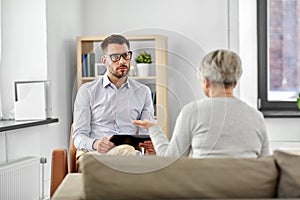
[73,34,155,158]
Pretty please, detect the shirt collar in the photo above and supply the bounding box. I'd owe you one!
[103,74,111,88]
[103,73,130,89]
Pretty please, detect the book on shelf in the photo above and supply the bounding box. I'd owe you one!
[82,54,87,77]
[82,53,95,77]
[87,53,95,77]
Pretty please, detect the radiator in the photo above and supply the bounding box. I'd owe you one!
[0,156,40,200]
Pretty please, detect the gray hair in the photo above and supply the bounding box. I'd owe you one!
[198,49,242,87]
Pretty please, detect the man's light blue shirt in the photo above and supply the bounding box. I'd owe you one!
[73,74,154,151]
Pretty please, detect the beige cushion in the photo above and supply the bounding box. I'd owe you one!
[274,150,300,198]
[80,152,278,199]
[51,173,83,200]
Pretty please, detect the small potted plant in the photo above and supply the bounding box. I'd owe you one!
[135,51,152,64]
[135,51,152,77]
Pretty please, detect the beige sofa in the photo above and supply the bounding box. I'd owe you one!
[52,150,300,200]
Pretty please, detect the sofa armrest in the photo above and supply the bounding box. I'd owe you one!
[50,148,68,197]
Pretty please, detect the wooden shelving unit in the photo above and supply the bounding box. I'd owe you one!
[76,35,169,136]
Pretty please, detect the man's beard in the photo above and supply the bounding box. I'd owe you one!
[112,65,129,79]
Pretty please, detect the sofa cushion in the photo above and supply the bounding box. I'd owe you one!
[51,173,83,200]
[274,150,300,198]
[80,152,277,199]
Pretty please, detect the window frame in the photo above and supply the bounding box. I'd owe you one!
[257,0,300,118]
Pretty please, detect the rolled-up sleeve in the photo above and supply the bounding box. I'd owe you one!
[73,85,94,151]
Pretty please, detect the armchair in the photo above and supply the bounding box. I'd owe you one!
[50,125,77,197]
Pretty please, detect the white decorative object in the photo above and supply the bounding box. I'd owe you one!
[136,63,151,77]
[14,81,52,121]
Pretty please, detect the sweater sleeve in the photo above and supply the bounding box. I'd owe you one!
[150,105,192,157]
[259,116,271,157]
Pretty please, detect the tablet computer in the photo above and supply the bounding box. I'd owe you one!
[109,135,151,150]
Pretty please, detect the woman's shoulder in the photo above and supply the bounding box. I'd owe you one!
[181,99,209,113]
[234,98,264,119]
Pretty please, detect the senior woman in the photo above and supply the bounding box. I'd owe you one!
[133,49,270,158]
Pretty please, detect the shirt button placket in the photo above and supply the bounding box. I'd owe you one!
[115,89,120,133]
[112,87,118,131]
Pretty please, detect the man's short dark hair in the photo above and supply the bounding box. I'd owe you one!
[101,34,130,53]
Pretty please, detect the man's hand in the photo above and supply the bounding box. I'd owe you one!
[132,119,153,130]
[138,140,156,155]
[93,136,115,154]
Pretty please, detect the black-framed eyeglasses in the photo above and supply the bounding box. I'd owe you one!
[105,51,132,62]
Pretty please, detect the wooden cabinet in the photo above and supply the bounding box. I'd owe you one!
[76,35,169,136]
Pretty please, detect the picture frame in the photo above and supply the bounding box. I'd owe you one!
[95,63,106,76]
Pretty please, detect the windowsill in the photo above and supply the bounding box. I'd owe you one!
[262,110,300,118]
[0,118,59,132]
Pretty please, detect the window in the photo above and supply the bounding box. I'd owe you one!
[257,0,300,117]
